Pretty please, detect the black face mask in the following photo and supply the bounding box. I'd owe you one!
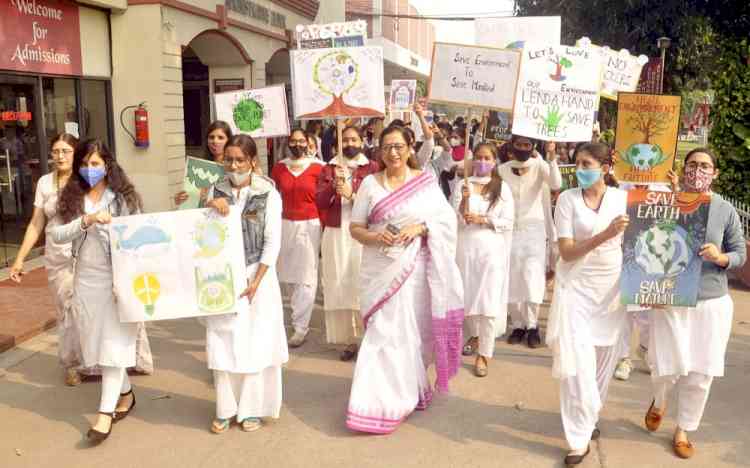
[514,148,532,161]
[289,146,305,158]
[342,146,361,158]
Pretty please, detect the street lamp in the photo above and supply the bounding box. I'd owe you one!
[657,36,671,94]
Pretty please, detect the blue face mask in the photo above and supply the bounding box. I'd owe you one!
[79,166,107,187]
[576,168,602,189]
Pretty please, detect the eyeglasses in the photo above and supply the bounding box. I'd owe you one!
[382,143,407,153]
[223,157,250,167]
[51,149,73,156]
[686,161,714,171]
[289,139,307,145]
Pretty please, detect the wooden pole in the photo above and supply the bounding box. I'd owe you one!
[336,118,345,167]
[463,123,471,183]
[479,110,489,145]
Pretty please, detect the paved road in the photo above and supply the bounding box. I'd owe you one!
[1,284,749,468]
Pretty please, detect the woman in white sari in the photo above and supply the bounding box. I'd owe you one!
[546,143,629,466]
[347,126,464,434]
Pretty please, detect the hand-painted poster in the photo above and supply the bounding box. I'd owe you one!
[111,207,248,322]
[296,20,367,49]
[475,16,561,49]
[390,79,417,111]
[614,93,681,185]
[559,164,578,190]
[290,46,385,120]
[179,157,224,210]
[576,38,649,100]
[621,189,711,307]
[428,43,521,112]
[512,45,602,142]
[484,110,512,142]
[214,85,290,138]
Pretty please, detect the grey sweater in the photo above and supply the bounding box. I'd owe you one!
[699,194,747,300]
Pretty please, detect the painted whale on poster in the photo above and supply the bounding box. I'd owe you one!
[113,224,171,251]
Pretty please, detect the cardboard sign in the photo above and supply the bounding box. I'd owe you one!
[512,45,602,142]
[428,42,521,111]
[390,79,417,111]
[621,189,711,307]
[483,110,512,142]
[559,164,578,191]
[614,93,681,184]
[180,157,224,210]
[111,207,248,322]
[577,38,648,100]
[296,20,367,49]
[637,58,662,94]
[214,84,290,139]
[291,46,385,120]
[475,16,561,49]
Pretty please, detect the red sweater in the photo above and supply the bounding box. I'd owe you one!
[316,160,381,228]
[271,161,323,221]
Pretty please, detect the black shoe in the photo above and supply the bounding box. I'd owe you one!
[507,328,526,345]
[527,328,542,348]
[591,427,600,440]
[564,446,590,466]
[87,412,114,445]
[113,389,136,423]
[339,344,359,362]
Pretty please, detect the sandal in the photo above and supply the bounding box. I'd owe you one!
[113,389,136,423]
[65,368,82,387]
[239,417,262,432]
[564,446,590,466]
[339,344,358,362]
[87,412,114,444]
[462,336,479,356]
[211,418,231,434]
[645,399,665,432]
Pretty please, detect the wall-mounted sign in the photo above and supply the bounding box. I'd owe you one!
[225,0,286,29]
[1,111,33,121]
[0,0,82,76]
[214,78,244,93]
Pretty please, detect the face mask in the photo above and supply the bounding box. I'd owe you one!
[449,138,460,147]
[576,168,602,189]
[472,160,495,177]
[683,166,714,192]
[79,167,106,187]
[289,146,304,158]
[228,170,251,186]
[342,146,361,159]
[513,148,533,162]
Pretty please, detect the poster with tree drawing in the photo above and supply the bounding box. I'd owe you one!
[512,44,603,142]
[621,189,711,307]
[214,85,290,138]
[179,157,224,210]
[614,93,682,184]
[110,207,247,322]
[290,46,385,120]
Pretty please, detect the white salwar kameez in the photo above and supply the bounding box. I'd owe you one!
[204,179,288,421]
[451,177,514,357]
[346,172,464,434]
[499,157,561,331]
[547,187,628,450]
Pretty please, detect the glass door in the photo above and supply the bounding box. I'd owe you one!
[0,74,44,268]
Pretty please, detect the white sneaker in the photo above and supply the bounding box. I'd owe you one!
[614,358,633,381]
[288,330,307,348]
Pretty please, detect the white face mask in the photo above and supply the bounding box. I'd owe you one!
[449,138,460,147]
[228,170,251,186]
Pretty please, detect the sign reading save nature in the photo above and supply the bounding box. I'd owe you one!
[621,189,711,307]
[428,43,521,112]
[214,85,290,138]
[512,45,602,142]
[614,93,682,184]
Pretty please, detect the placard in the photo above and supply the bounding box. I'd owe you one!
[214,84,290,139]
[577,38,648,100]
[614,93,681,184]
[512,45,602,142]
[390,79,417,111]
[483,110,512,142]
[291,46,385,120]
[428,43,521,112]
[637,58,662,94]
[559,164,578,190]
[475,16,561,49]
[621,189,711,307]
[296,20,367,49]
[180,157,224,210]
[111,207,248,322]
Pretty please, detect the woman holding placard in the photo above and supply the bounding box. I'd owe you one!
[202,134,288,434]
[271,128,325,348]
[499,135,562,349]
[452,143,514,377]
[644,148,746,460]
[546,142,628,466]
[346,126,463,434]
[52,139,147,444]
[174,121,234,206]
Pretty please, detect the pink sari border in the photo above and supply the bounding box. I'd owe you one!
[432,308,465,392]
[346,411,405,434]
[368,172,433,226]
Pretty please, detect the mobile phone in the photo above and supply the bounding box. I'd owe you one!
[386,224,401,235]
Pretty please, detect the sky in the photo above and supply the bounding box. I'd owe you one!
[408,0,516,44]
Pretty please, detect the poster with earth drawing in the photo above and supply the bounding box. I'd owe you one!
[621,189,711,307]
[110,207,247,322]
[614,92,682,185]
[214,85,290,138]
[180,157,224,210]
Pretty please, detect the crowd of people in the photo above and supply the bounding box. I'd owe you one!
[8,100,746,465]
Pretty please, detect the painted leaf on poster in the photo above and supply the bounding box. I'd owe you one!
[291,46,385,120]
[621,189,711,307]
[512,45,602,142]
[577,37,649,101]
[180,157,224,210]
[614,93,681,185]
[110,207,247,322]
[214,85,290,138]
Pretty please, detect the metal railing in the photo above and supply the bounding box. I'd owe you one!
[724,195,750,239]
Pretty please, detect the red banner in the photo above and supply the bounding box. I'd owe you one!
[636,57,662,95]
[0,0,82,76]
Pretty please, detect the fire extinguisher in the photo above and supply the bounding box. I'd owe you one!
[120,102,150,148]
